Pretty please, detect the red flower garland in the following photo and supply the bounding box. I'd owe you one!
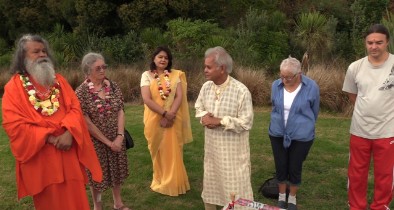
[85,78,112,115]
[153,70,171,100]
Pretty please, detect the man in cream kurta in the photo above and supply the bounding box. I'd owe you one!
[195,46,254,210]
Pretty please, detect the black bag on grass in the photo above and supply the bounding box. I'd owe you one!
[258,176,289,199]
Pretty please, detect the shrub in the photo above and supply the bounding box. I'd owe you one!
[306,64,352,114]
[96,32,144,65]
[175,59,206,102]
[234,67,270,106]
[232,8,289,72]
[0,67,12,96]
[166,18,222,59]
[107,66,144,103]
[0,53,12,68]
[140,27,171,57]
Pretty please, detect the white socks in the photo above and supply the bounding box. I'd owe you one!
[288,194,297,205]
[278,193,286,202]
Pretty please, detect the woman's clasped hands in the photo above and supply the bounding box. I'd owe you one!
[109,135,124,152]
[160,111,176,128]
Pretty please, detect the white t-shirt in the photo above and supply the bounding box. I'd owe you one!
[343,53,394,139]
[283,83,302,127]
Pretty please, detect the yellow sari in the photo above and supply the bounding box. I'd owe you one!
[143,69,192,196]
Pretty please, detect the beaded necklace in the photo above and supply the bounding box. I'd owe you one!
[153,70,171,100]
[20,74,60,116]
[85,78,112,114]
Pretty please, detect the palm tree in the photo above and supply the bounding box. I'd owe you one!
[294,12,336,65]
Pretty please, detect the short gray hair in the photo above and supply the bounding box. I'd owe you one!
[204,46,233,73]
[280,56,301,74]
[81,52,105,75]
[10,34,54,74]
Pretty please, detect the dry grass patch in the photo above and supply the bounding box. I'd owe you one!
[234,67,270,106]
[0,62,354,115]
[307,64,352,114]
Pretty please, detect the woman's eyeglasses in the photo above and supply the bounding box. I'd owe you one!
[94,64,108,72]
[279,73,298,81]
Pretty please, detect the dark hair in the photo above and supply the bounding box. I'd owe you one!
[364,24,390,40]
[10,34,55,74]
[150,46,172,72]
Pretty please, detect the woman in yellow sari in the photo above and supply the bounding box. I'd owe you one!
[140,46,193,196]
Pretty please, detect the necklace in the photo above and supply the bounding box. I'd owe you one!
[213,78,230,100]
[153,70,171,100]
[85,78,112,114]
[20,74,60,116]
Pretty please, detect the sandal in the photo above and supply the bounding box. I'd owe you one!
[113,206,131,210]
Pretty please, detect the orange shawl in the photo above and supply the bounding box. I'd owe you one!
[2,73,102,199]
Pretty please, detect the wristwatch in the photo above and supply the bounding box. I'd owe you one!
[117,133,124,137]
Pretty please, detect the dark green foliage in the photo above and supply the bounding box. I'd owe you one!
[46,0,78,29]
[140,28,171,57]
[0,0,393,69]
[1,0,57,41]
[294,12,337,64]
[232,8,289,72]
[118,0,168,32]
[165,18,223,59]
[96,32,144,65]
[383,11,394,54]
[75,0,122,36]
[0,54,12,68]
[351,0,390,59]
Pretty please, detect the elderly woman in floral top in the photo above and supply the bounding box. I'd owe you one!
[75,52,130,210]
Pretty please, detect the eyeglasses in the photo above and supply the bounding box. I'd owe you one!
[94,64,108,72]
[279,73,298,81]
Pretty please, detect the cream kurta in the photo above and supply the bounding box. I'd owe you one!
[195,76,254,208]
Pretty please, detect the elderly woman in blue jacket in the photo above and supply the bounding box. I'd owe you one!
[269,56,320,210]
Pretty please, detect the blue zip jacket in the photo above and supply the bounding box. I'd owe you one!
[268,75,320,148]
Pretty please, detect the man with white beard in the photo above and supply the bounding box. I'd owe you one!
[2,34,103,210]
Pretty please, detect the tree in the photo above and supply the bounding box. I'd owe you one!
[118,0,168,32]
[232,8,289,72]
[294,12,337,64]
[351,0,390,59]
[1,0,57,42]
[165,18,222,59]
[75,0,123,36]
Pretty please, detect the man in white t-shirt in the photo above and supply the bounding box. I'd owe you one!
[343,24,394,210]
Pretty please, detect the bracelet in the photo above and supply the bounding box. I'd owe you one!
[162,111,167,117]
[117,133,124,137]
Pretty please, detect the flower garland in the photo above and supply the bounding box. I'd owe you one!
[20,74,60,116]
[153,70,171,100]
[86,78,112,114]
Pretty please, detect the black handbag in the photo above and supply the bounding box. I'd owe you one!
[124,129,134,149]
[258,176,289,199]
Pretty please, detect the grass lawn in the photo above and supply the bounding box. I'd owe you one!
[0,103,391,210]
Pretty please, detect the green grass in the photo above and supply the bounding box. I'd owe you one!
[0,104,392,210]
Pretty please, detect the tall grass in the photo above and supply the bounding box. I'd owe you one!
[0,61,351,113]
[306,64,352,115]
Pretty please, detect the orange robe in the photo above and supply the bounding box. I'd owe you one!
[2,73,102,209]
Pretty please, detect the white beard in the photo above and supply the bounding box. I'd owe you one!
[25,58,56,87]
